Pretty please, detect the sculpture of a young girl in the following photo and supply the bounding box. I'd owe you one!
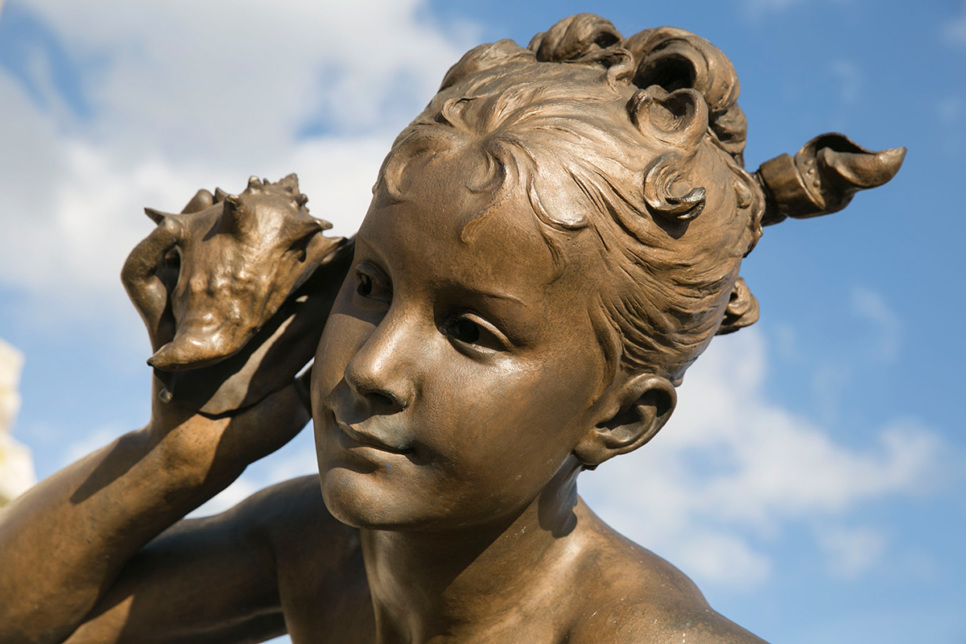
[0,14,903,643]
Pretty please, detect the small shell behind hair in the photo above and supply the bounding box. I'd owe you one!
[716,277,760,336]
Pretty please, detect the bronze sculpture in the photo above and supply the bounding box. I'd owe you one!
[0,14,903,643]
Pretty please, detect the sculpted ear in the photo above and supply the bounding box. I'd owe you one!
[574,374,676,468]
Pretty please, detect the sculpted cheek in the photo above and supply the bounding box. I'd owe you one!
[311,313,369,420]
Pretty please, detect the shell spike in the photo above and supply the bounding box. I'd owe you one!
[144,207,171,225]
[221,194,256,237]
[278,173,300,193]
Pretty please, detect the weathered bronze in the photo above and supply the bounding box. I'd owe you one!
[0,14,904,643]
[122,174,352,414]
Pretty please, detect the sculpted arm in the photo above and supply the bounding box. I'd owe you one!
[62,477,334,644]
[0,381,310,644]
[0,175,351,642]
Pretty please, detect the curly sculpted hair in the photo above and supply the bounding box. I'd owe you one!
[375,14,765,385]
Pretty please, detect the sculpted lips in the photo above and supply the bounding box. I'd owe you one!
[333,417,415,455]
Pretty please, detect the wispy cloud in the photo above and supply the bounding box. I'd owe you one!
[851,286,901,362]
[938,96,964,125]
[816,524,888,579]
[831,60,862,108]
[942,3,966,47]
[189,476,262,518]
[581,329,945,591]
[188,431,319,519]
[0,0,477,328]
[937,96,964,154]
[741,0,851,19]
[62,424,123,464]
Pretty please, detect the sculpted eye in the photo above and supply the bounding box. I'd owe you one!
[356,273,373,297]
[353,263,391,303]
[451,318,481,344]
[442,313,509,353]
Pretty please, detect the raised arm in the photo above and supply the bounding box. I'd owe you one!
[0,174,352,643]
[62,475,344,644]
[0,374,311,643]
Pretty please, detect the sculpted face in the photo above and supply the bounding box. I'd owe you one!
[311,154,611,531]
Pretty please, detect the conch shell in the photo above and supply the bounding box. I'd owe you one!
[122,174,352,414]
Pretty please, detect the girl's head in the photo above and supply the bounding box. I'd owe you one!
[311,15,903,527]
[376,14,765,386]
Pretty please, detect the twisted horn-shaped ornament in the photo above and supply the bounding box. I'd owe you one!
[757,133,906,225]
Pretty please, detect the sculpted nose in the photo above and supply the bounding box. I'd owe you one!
[343,320,414,414]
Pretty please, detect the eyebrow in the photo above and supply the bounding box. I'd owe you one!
[463,287,525,307]
[432,273,531,310]
[356,230,527,309]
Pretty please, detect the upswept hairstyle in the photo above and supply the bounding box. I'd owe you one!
[375,14,765,385]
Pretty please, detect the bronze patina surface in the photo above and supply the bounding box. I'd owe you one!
[0,14,903,643]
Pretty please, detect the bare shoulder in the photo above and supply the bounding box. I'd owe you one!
[240,475,373,641]
[63,477,359,643]
[566,500,767,644]
[570,598,768,644]
[234,474,362,571]
[237,475,347,538]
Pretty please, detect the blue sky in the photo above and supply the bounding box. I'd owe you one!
[0,1,963,641]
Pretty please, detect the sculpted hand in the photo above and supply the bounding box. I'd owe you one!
[148,371,314,476]
[122,174,352,449]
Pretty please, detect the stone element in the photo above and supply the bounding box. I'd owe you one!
[0,339,35,507]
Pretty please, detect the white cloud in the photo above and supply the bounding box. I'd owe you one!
[0,133,387,304]
[581,329,944,591]
[816,524,887,579]
[851,286,901,362]
[809,360,852,427]
[772,323,801,364]
[63,424,123,464]
[189,429,319,519]
[0,0,477,326]
[672,532,772,591]
[189,475,262,518]
[24,0,472,146]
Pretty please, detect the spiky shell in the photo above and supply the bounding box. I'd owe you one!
[122,174,349,412]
